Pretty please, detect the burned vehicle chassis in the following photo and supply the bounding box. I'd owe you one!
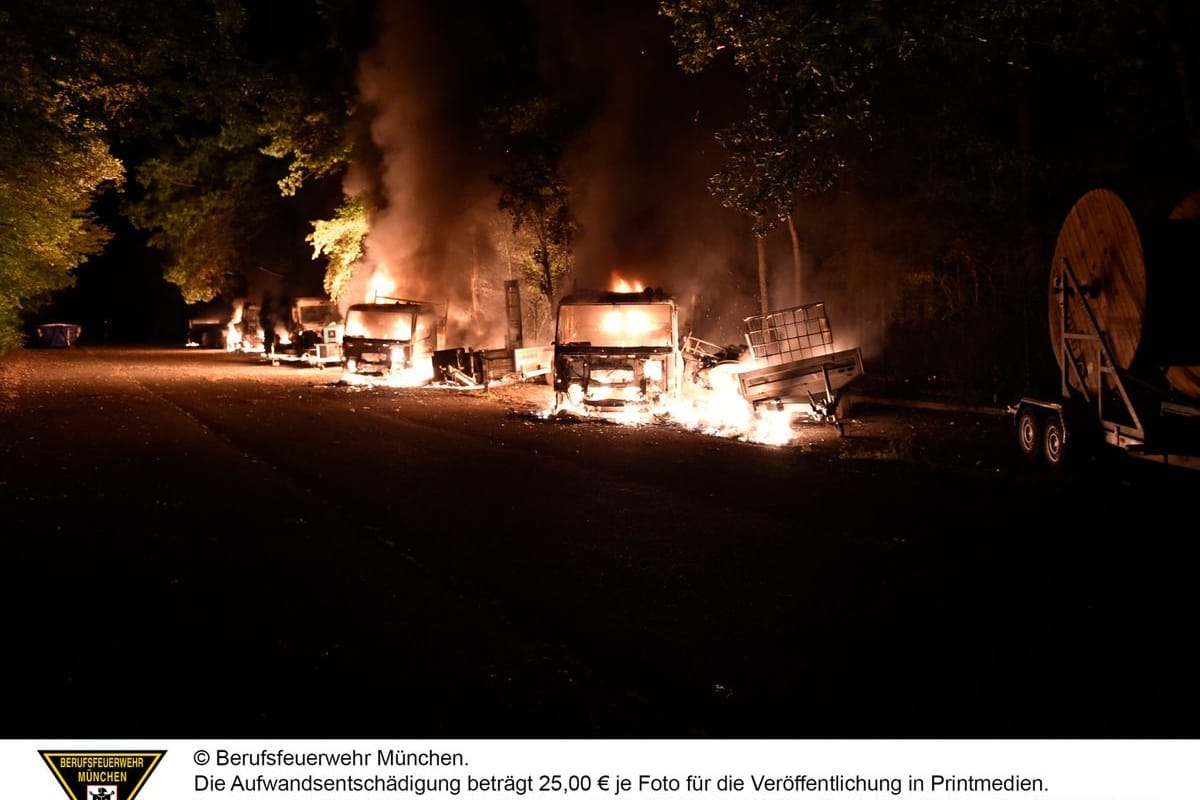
[552,289,682,413]
[553,345,677,411]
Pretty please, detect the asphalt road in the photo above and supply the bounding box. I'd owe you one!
[2,346,1198,737]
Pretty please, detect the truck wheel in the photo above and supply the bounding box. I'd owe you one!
[1017,407,1040,461]
[1043,412,1066,468]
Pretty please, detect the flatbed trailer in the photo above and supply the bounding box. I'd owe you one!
[734,303,864,430]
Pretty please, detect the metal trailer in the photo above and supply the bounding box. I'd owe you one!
[735,302,864,432]
[1011,257,1200,470]
[1010,188,1200,470]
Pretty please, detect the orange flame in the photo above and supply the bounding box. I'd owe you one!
[610,272,645,293]
[367,268,396,303]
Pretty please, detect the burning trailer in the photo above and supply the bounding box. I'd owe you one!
[552,288,683,413]
[341,297,445,383]
[734,302,865,431]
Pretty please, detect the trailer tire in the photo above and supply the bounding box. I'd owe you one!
[1043,412,1066,468]
[1017,407,1041,461]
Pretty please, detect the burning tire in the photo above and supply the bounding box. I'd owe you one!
[1017,407,1041,461]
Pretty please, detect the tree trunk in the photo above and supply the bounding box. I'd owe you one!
[470,227,480,317]
[787,214,803,305]
[755,217,770,315]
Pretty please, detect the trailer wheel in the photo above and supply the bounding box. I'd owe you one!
[1016,407,1040,461]
[1043,412,1066,467]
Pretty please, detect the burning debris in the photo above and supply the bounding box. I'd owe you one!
[541,283,864,446]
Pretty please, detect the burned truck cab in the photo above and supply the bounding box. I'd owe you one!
[552,288,682,412]
[341,299,443,380]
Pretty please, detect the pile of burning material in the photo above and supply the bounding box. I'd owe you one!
[682,335,749,389]
[432,346,556,389]
[668,302,863,444]
[551,288,683,414]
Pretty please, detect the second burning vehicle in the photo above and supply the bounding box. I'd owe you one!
[552,288,683,412]
[342,298,445,381]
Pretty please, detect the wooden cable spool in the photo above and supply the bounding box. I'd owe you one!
[1049,188,1200,400]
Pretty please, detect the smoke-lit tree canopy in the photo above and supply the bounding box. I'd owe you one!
[2,0,1199,398]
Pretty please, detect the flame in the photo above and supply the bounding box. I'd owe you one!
[342,359,435,388]
[225,301,244,352]
[367,267,396,303]
[600,309,653,336]
[672,358,799,445]
[610,272,645,293]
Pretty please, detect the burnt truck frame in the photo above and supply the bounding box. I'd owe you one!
[552,289,682,412]
[266,297,343,367]
[341,298,445,378]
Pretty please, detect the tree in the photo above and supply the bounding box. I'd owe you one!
[660,0,881,311]
[491,98,579,309]
[121,0,362,304]
[0,5,128,351]
[307,196,370,301]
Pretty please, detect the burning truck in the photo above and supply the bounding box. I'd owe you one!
[266,297,343,368]
[341,297,445,383]
[552,288,683,412]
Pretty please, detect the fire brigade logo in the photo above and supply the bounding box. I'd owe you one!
[40,751,165,800]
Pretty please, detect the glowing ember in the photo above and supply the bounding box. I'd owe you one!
[610,272,645,293]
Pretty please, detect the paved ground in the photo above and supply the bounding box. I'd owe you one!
[2,346,1198,737]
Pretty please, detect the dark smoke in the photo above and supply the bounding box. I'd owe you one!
[350,0,873,350]
[351,0,504,322]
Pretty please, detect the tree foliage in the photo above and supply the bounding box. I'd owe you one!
[491,98,579,306]
[0,5,128,351]
[307,196,370,301]
[661,0,881,232]
[661,0,1200,394]
[120,1,360,303]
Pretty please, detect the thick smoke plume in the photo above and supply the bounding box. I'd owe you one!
[349,0,501,344]
[347,0,886,353]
